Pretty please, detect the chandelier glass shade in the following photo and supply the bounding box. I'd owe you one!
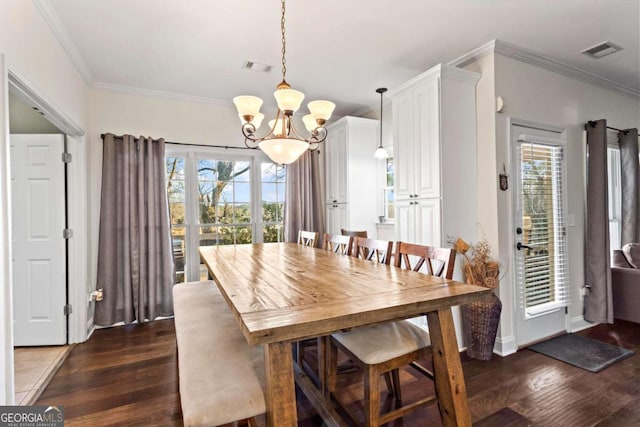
[233,0,335,164]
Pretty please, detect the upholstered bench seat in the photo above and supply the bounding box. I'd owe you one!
[173,281,266,426]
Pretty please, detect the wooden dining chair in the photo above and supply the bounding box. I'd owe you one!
[351,237,393,265]
[341,228,368,239]
[327,241,456,426]
[322,233,354,256]
[297,230,319,248]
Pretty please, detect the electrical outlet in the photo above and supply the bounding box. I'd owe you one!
[89,289,104,302]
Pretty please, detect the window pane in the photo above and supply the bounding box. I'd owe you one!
[235,182,251,203]
[263,224,283,243]
[171,226,186,284]
[218,226,235,244]
[236,226,253,244]
[216,204,234,224]
[262,183,278,203]
[261,163,277,181]
[277,183,286,202]
[166,157,185,180]
[235,204,251,223]
[235,162,251,182]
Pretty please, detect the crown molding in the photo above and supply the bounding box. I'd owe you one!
[448,39,640,98]
[32,0,93,85]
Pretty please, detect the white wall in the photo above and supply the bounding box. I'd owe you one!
[464,51,640,354]
[0,0,89,404]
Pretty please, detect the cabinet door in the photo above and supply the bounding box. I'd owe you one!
[326,203,349,235]
[393,91,415,200]
[395,200,414,244]
[413,78,440,199]
[413,198,441,247]
[326,124,348,204]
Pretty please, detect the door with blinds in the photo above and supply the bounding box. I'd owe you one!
[512,125,569,346]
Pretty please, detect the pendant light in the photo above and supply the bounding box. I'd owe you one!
[374,88,388,159]
[233,0,335,165]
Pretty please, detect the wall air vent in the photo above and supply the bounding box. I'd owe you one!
[581,41,623,59]
[242,61,273,73]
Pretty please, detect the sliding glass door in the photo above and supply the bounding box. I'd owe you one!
[166,148,285,283]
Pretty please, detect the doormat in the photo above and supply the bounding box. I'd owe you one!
[475,408,532,427]
[528,334,634,373]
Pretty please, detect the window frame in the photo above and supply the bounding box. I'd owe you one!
[165,145,284,282]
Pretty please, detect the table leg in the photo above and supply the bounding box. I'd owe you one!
[427,308,472,427]
[264,341,298,427]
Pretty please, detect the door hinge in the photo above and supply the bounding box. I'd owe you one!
[63,229,73,239]
[64,304,72,316]
[61,152,72,163]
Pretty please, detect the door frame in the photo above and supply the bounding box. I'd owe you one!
[0,61,88,403]
[508,118,570,348]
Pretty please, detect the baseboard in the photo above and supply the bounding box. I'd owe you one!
[570,315,596,333]
[494,335,517,356]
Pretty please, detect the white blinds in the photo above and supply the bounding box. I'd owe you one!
[516,139,570,315]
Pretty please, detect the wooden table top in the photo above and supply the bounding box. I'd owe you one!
[200,243,491,345]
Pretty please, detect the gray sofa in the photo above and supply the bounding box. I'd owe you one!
[611,248,640,324]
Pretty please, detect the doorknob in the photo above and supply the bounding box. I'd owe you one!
[516,242,532,250]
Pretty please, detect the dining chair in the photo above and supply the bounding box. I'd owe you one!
[341,228,368,239]
[327,241,456,426]
[351,237,393,265]
[297,230,319,248]
[322,233,354,256]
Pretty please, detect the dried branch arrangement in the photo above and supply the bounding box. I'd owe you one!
[454,238,500,289]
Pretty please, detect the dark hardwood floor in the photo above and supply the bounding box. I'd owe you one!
[36,319,640,426]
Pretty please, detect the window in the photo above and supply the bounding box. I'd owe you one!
[607,147,621,251]
[383,157,395,221]
[165,148,285,283]
[515,140,569,315]
[261,163,286,243]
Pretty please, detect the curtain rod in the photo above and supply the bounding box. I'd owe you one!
[99,133,254,150]
[586,121,640,137]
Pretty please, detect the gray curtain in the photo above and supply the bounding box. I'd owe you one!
[95,134,174,326]
[619,128,640,246]
[584,120,613,324]
[283,150,325,243]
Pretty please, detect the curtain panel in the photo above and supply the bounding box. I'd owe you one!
[619,128,640,246]
[95,134,174,326]
[584,120,613,324]
[283,150,325,243]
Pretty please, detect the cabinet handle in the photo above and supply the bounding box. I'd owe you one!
[414,194,419,198]
[333,200,337,203]
[409,194,414,198]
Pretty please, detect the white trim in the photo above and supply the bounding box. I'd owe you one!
[494,335,517,357]
[449,39,640,99]
[8,71,84,136]
[0,54,16,405]
[32,0,93,85]
[569,315,595,333]
[66,135,89,344]
[92,81,237,107]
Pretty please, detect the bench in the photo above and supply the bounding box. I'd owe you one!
[173,281,266,426]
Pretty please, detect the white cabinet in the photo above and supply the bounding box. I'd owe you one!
[326,203,349,236]
[324,116,378,237]
[392,64,480,248]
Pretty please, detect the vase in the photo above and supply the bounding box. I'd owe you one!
[461,292,502,360]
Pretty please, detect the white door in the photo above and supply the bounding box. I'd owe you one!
[10,134,66,346]
[512,125,569,346]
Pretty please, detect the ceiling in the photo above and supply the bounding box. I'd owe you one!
[45,0,640,116]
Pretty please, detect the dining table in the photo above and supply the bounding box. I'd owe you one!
[199,242,492,427]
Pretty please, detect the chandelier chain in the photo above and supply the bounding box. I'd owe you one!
[280,0,287,83]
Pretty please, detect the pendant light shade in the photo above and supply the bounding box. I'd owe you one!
[374,87,388,159]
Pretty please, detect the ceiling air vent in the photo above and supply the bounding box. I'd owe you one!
[581,41,623,59]
[242,61,273,73]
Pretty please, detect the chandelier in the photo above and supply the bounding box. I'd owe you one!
[233,0,335,165]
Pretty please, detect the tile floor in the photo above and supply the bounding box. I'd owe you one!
[14,345,71,405]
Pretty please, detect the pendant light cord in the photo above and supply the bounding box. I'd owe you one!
[280,0,287,84]
[376,88,387,149]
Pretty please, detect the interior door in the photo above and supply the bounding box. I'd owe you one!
[10,134,67,346]
[512,125,569,346]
